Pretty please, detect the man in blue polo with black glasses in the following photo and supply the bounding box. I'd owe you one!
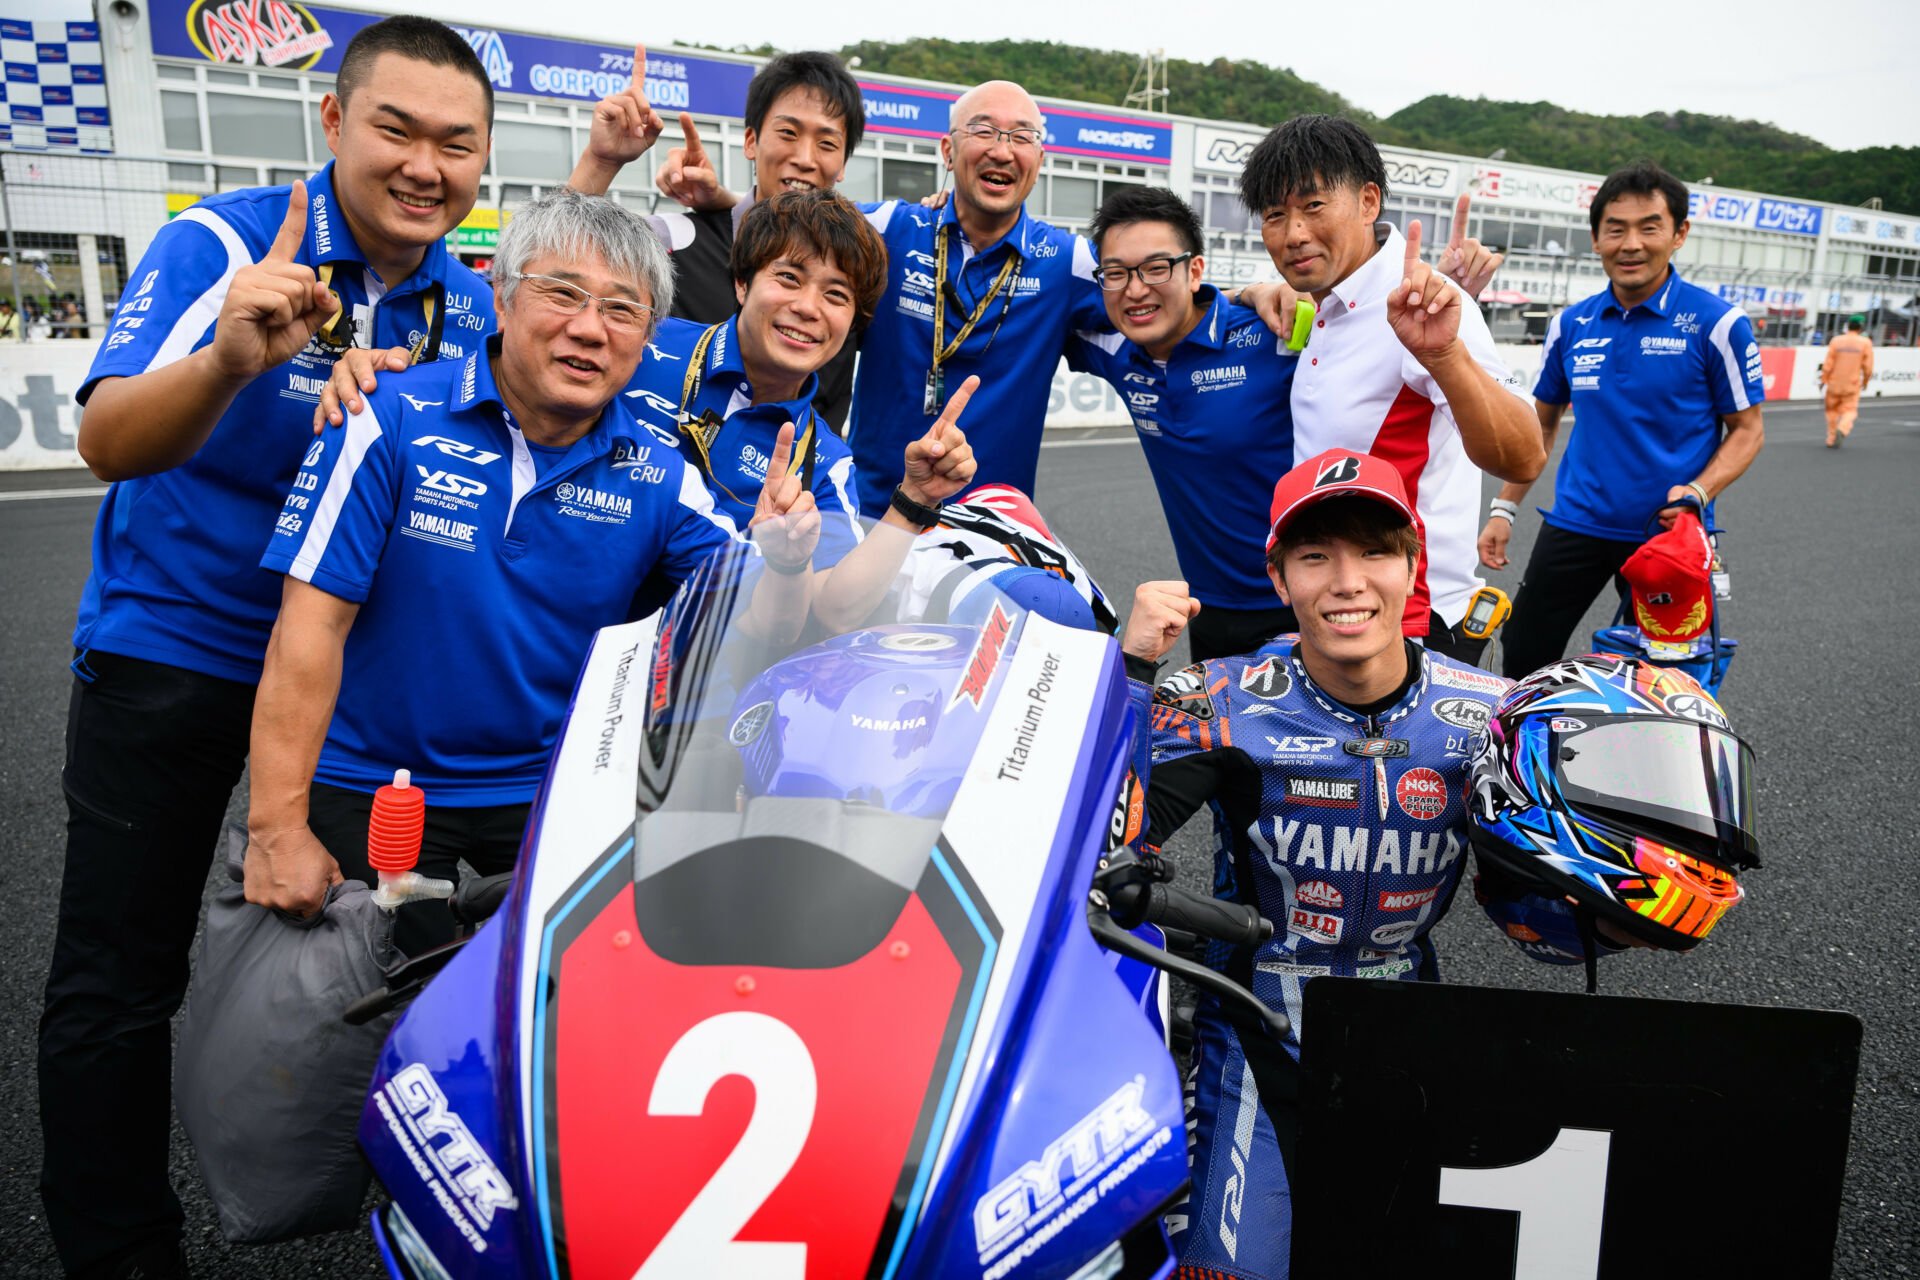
[39,18,493,1278]
[1478,160,1766,677]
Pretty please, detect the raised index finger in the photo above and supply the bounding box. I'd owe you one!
[766,421,796,480]
[679,112,705,159]
[1404,218,1423,268]
[935,374,980,429]
[269,178,308,263]
[1448,193,1472,252]
[631,43,646,88]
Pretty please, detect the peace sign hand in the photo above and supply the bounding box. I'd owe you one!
[209,179,337,382]
[902,375,979,505]
[655,112,730,211]
[750,422,821,572]
[1435,192,1505,298]
[1386,219,1463,364]
[584,44,666,169]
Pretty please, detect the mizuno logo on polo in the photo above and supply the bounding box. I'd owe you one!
[407,511,476,543]
[1251,818,1464,876]
[413,435,502,466]
[416,467,486,497]
[401,394,446,411]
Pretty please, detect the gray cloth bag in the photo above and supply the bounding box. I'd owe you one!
[174,825,401,1243]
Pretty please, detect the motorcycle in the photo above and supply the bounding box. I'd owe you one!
[351,546,1282,1280]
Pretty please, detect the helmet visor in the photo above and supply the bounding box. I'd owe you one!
[1553,717,1758,867]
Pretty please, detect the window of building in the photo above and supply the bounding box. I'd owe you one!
[880,158,938,204]
[160,90,201,152]
[206,92,306,162]
[840,154,879,203]
[492,119,574,180]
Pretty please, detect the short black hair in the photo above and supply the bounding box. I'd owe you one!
[1267,494,1420,579]
[1239,114,1388,217]
[336,16,493,128]
[1589,161,1689,236]
[1090,186,1205,259]
[744,52,865,152]
[1847,317,1865,331]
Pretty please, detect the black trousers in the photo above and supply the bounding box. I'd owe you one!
[40,651,255,1275]
[1189,601,1490,668]
[308,781,527,956]
[1501,523,1642,679]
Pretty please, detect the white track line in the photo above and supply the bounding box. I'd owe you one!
[0,486,107,502]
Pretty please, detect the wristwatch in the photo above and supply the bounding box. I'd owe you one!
[890,485,942,531]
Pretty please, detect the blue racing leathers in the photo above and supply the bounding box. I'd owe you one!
[1127,638,1596,1279]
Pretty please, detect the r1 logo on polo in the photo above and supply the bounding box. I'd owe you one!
[1396,768,1448,821]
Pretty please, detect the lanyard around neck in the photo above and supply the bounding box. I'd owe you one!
[678,322,818,507]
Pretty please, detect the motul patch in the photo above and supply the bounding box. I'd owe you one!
[1378,885,1440,912]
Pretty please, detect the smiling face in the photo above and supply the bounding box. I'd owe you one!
[1269,528,1415,675]
[495,250,652,431]
[1258,178,1381,297]
[744,86,848,197]
[1098,219,1205,358]
[941,81,1044,227]
[1595,190,1688,306]
[321,52,489,273]
[733,250,857,403]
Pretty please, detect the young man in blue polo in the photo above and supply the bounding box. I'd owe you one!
[40,18,493,1277]
[1477,160,1766,677]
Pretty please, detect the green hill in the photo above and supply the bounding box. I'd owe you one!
[823,39,1918,213]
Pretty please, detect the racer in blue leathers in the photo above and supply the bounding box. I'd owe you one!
[1118,448,1613,1279]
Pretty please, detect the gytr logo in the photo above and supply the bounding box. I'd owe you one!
[413,435,501,466]
[415,466,486,498]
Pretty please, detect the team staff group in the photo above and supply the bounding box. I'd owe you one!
[36,18,1765,1280]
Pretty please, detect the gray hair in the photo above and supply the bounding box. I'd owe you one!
[494,189,674,331]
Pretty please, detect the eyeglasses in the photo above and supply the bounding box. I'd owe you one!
[952,123,1045,151]
[1094,252,1195,292]
[512,273,653,332]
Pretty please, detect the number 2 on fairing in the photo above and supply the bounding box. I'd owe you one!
[636,1012,817,1279]
[1437,1127,1612,1279]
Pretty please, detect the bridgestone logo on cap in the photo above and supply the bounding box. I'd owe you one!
[1315,455,1362,487]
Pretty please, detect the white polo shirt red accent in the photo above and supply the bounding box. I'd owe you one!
[1290,224,1528,634]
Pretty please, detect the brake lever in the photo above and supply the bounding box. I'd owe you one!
[1088,898,1290,1041]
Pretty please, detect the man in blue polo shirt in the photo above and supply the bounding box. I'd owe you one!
[851,79,1109,515]
[40,18,493,1278]
[1067,187,1302,660]
[1478,161,1766,677]
[244,190,817,954]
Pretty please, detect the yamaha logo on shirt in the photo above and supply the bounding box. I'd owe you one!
[554,482,634,524]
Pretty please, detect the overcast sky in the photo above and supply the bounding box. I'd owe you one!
[390,0,1915,153]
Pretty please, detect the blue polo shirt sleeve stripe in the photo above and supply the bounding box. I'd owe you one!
[1533,309,1570,404]
[81,207,251,400]
[658,462,743,582]
[261,403,396,603]
[818,451,864,567]
[1707,309,1760,413]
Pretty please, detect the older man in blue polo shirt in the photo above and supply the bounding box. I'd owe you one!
[244,190,818,955]
[1478,161,1765,677]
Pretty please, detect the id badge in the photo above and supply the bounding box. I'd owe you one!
[923,368,943,416]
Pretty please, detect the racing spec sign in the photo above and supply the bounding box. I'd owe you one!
[1193,125,1456,194]
[145,0,754,114]
[860,81,1172,165]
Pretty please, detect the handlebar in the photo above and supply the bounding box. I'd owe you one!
[450,872,513,927]
[1140,881,1272,949]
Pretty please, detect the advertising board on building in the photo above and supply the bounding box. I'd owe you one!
[1192,125,1456,195]
[858,81,1171,165]
[1828,210,1914,245]
[1467,164,1599,214]
[1687,188,1824,237]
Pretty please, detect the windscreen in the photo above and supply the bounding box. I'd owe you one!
[1554,716,1757,866]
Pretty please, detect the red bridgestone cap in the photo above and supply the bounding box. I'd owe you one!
[1622,511,1715,642]
[1267,449,1416,551]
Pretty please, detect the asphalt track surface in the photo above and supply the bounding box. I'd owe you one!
[1,396,1915,1277]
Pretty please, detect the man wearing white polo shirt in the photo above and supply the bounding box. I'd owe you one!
[1239,115,1543,662]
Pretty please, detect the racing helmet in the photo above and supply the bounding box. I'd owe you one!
[1468,654,1758,951]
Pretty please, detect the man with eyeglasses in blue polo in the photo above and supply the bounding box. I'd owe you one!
[845,80,1112,515]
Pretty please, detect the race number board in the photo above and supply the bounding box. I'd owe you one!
[1294,979,1862,1279]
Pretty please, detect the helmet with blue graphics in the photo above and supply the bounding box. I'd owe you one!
[1467,654,1757,951]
